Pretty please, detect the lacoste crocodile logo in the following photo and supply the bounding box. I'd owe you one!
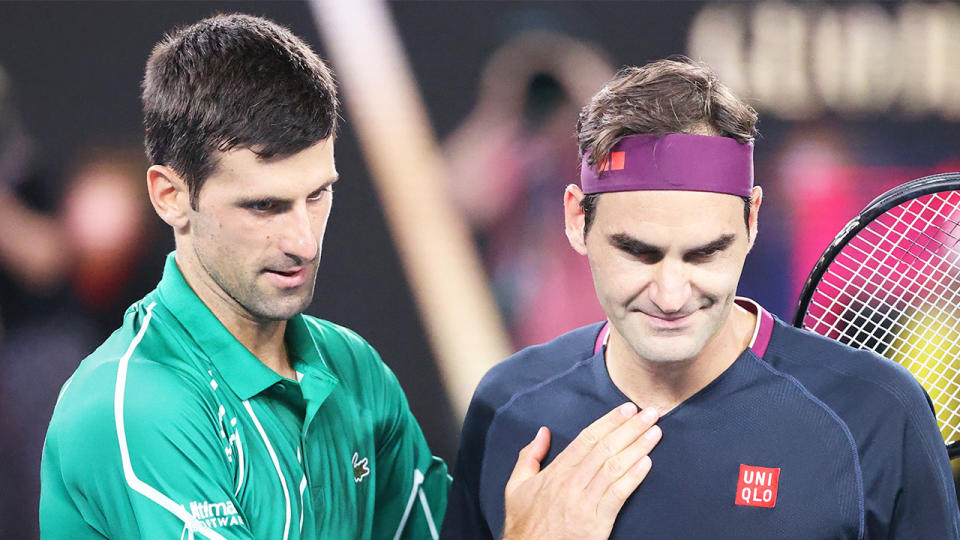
[352,452,370,483]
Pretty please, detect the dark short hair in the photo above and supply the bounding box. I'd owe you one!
[576,57,757,235]
[142,13,339,208]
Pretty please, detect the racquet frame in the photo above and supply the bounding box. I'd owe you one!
[793,172,960,459]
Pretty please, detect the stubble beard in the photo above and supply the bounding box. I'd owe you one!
[234,268,318,322]
[624,297,723,364]
[196,246,319,323]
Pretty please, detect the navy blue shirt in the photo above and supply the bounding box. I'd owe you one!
[442,307,959,539]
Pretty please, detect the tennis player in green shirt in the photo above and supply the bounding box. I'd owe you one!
[39,14,447,539]
[40,12,663,540]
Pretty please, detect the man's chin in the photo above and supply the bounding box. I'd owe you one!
[634,335,704,364]
[247,294,314,322]
[643,352,696,364]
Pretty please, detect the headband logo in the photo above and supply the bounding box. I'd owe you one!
[600,151,626,172]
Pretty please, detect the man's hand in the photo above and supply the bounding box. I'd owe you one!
[502,403,661,540]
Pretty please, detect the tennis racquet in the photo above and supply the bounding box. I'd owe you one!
[793,172,960,459]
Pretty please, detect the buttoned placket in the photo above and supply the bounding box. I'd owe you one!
[295,365,337,522]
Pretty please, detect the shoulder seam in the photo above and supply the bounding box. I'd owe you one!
[479,353,597,499]
[775,331,948,483]
[791,355,955,518]
[747,353,865,539]
[113,301,226,540]
[492,354,597,420]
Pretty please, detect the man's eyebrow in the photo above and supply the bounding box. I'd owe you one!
[319,174,339,188]
[236,175,340,205]
[307,175,339,196]
[608,233,664,256]
[607,232,737,258]
[235,194,289,206]
[684,234,737,256]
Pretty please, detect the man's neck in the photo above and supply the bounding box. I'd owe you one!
[605,303,757,414]
[225,316,294,380]
[175,253,297,380]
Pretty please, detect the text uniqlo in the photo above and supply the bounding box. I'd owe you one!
[735,464,780,508]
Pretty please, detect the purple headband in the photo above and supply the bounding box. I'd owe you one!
[580,133,754,197]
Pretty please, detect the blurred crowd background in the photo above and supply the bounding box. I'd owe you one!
[1,1,959,537]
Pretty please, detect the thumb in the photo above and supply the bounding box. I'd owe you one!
[505,426,550,493]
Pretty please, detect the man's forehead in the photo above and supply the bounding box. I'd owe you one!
[214,140,334,169]
[596,189,743,217]
[205,141,336,187]
[593,190,744,240]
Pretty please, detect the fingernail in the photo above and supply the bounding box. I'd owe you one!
[640,407,659,422]
[644,425,662,441]
[619,402,638,417]
[537,426,547,439]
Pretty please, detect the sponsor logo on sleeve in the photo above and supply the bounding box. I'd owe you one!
[185,500,245,528]
[735,464,780,508]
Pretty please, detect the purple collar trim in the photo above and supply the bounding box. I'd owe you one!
[594,323,611,355]
[734,297,773,358]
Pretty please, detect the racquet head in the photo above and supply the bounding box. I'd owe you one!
[794,172,960,459]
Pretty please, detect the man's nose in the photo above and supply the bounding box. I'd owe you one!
[647,259,692,314]
[278,205,318,262]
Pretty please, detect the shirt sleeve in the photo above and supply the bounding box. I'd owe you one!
[887,393,960,539]
[440,383,497,540]
[41,362,255,540]
[365,347,451,540]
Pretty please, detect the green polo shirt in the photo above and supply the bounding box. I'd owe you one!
[40,253,449,539]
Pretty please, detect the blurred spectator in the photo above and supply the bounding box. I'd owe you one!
[59,148,163,331]
[0,67,31,197]
[0,140,168,539]
[0,64,42,339]
[774,125,861,304]
[773,123,960,305]
[444,30,614,348]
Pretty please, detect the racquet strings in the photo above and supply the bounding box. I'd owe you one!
[799,190,960,447]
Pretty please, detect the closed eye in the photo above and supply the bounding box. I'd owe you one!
[683,234,736,263]
[609,234,664,264]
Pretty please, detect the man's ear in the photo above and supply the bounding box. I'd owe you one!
[747,185,763,250]
[564,184,588,255]
[147,165,191,231]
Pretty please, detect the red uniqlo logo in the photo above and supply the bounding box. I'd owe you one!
[735,464,780,508]
[600,151,626,171]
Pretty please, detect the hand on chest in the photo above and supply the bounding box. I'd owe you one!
[483,368,864,539]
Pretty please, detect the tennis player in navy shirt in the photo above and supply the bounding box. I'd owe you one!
[442,58,960,539]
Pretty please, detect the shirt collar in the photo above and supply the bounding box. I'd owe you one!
[156,252,337,400]
[733,296,774,357]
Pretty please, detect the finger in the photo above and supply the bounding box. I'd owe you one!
[584,419,662,501]
[596,454,653,524]
[551,402,638,469]
[505,426,551,495]
[571,406,660,489]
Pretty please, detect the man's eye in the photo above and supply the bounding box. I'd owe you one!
[686,250,719,263]
[249,200,276,212]
[637,253,662,264]
[308,186,333,201]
